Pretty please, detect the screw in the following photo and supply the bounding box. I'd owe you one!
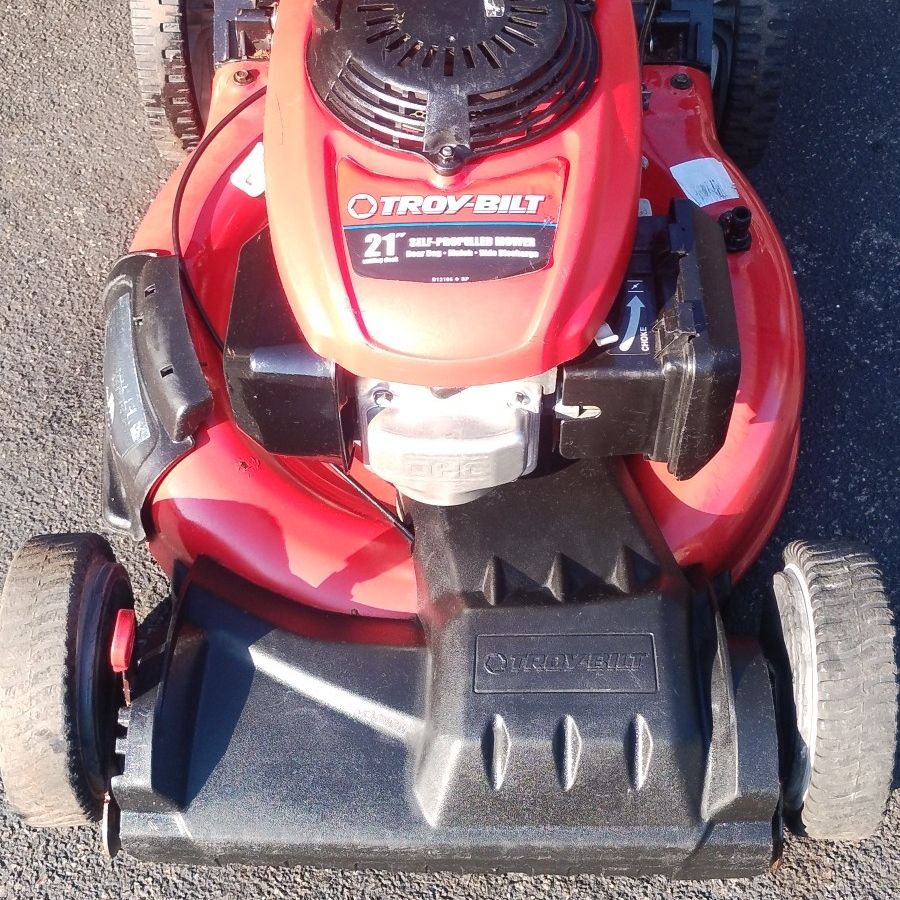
[719,205,753,253]
[670,72,692,90]
[233,68,256,85]
[373,390,394,408]
[439,145,456,160]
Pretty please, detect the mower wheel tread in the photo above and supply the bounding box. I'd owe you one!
[0,535,116,827]
[129,0,205,162]
[782,541,898,841]
[719,0,793,168]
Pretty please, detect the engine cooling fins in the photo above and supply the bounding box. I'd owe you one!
[307,0,600,171]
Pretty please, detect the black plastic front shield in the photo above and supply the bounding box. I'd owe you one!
[112,566,779,877]
[102,254,212,540]
[112,462,781,877]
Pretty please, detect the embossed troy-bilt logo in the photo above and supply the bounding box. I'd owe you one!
[474,633,659,694]
[482,651,649,676]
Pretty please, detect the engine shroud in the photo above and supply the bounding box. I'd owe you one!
[307,0,599,169]
[267,0,639,386]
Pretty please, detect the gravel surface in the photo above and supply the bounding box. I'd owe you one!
[1,1,898,898]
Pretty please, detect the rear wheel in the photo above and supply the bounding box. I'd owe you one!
[130,0,214,162]
[772,541,898,841]
[713,0,793,168]
[0,535,134,827]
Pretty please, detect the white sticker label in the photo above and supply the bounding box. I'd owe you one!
[129,419,151,446]
[638,198,653,217]
[669,158,739,207]
[230,141,266,198]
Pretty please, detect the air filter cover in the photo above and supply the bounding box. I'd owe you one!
[307,0,600,170]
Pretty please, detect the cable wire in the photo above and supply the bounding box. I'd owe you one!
[639,0,661,67]
[171,85,268,351]
[169,85,414,545]
[327,464,414,543]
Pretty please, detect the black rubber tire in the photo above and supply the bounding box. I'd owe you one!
[0,535,134,828]
[130,0,213,163]
[772,541,898,841]
[716,0,793,169]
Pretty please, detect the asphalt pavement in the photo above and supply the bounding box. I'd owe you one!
[1,1,899,898]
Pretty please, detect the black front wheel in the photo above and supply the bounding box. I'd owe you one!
[0,534,134,827]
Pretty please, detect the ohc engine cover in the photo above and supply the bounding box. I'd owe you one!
[265,0,641,385]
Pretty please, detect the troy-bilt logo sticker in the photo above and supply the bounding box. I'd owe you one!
[338,161,564,283]
[346,193,548,220]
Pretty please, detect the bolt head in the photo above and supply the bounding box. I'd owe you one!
[513,391,532,408]
[233,69,256,85]
[671,72,692,90]
[373,390,394,408]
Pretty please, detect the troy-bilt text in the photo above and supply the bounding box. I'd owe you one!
[347,193,548,219]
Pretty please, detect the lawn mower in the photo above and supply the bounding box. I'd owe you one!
[0,0,896,880]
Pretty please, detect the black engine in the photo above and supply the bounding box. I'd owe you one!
[307,0,599,170]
